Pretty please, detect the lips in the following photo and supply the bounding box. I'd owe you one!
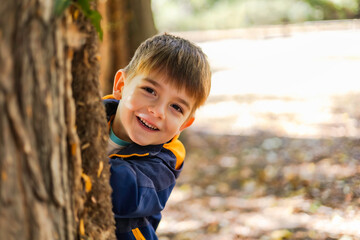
[137,117,159,131]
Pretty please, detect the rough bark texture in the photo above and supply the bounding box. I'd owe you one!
[71,5,115,240]
[0,1,81,239]
[0,0,114,239]
[98,0,157,94]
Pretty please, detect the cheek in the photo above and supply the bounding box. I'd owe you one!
[122,94,138,111]
[168,115,186,131]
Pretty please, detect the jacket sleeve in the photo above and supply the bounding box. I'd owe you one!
[109,156,177,218]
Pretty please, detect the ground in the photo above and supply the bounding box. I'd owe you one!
[157,21,360,240]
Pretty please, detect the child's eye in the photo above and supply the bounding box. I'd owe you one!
[171,104,183,114]
[143,87,156,96]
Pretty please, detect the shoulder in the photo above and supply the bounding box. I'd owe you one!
[162,135,185,170]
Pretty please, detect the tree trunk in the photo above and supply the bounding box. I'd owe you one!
[71,4,115,239]
[0,1,114,239]
[98,0,157,94]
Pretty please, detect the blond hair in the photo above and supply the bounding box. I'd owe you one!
[124,33,211,113]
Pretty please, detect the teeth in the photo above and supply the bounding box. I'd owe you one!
[139,117,158,130]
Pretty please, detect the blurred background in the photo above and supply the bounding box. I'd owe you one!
[152,0,360,31]
[98,1,360,239]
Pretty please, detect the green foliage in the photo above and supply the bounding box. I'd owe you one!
[75,0,103,40]
[303,0,357,19]
[54,0,71,16]
[54,0,103,41]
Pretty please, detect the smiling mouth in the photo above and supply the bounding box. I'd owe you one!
[137,117,159,131]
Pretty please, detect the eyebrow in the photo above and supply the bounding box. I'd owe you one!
[143,77,191,110]
[144,78,161,89]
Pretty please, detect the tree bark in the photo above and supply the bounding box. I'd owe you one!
[0,1,114,239]
[71,4,115,239]
[98,0,157,95]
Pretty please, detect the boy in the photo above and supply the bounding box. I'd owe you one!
[103,33,211,239]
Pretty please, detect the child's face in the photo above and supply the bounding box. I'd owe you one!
[113,71,195,146]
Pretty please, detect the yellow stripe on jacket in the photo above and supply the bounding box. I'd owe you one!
[103,94,115,100]
[131,228,146,240]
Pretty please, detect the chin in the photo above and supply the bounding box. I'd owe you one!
[130,136,152,146]
[135,139,163,146]
[135,141,149,146]
[130,133,166,146]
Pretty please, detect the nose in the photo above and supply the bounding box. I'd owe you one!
[148,102,165,119]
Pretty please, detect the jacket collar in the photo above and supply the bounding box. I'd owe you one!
[103,95,119,123]
[109,142,164,159]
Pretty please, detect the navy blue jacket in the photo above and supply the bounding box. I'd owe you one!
[103,96,185,240]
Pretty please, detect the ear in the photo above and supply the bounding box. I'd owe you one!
[113,70,125,100]
[179,116,195,132]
